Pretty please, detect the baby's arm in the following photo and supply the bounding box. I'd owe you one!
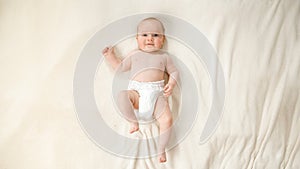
[164,55,180,97]
[102,46,121,70]
[164,77,177,97]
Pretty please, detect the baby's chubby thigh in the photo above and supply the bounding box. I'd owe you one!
[153,95,171,121]
[117,90,140,109]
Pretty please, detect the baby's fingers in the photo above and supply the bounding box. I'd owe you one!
[163,91,171,97]
[102,47,109,55]
[102,46,114,55]
[164,84,170,91]
[163,87,171,97]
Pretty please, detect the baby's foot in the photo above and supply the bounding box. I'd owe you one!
[129,122,139,134]
[159,152,167,163]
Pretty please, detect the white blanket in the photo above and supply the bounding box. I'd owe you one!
[1,0,299,169]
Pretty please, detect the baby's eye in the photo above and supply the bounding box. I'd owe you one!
[142,34,148,37]
[153,34,160,37]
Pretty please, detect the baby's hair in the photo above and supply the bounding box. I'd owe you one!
[137,17,165,34]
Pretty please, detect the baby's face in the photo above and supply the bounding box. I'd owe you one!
[136,33,165,52]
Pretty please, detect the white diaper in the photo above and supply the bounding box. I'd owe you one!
[128,80,164,121]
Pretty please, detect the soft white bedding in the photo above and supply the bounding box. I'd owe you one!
[0,0,299,169]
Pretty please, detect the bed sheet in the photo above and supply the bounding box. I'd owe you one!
[0,0,299,169]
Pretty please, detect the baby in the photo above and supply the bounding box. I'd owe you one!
[102,17,179,163]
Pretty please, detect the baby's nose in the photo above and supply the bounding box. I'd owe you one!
[147,35,154,41]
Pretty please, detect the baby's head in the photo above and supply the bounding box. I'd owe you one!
[136,17,165,52]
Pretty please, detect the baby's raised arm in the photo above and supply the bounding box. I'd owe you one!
[102,46,121,70]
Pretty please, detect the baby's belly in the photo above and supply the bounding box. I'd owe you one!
[132,69,165,82]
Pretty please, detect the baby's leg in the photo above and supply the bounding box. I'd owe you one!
[154,97,173,163]
[117,90,140,134]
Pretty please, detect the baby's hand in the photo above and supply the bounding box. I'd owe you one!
[164,83,175,97]
[102,46,114,57]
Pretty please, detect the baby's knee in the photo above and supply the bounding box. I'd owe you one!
[166,115,173,125]
[117,90,129,103]
[118,90,128,97]
[117,90,139,108]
